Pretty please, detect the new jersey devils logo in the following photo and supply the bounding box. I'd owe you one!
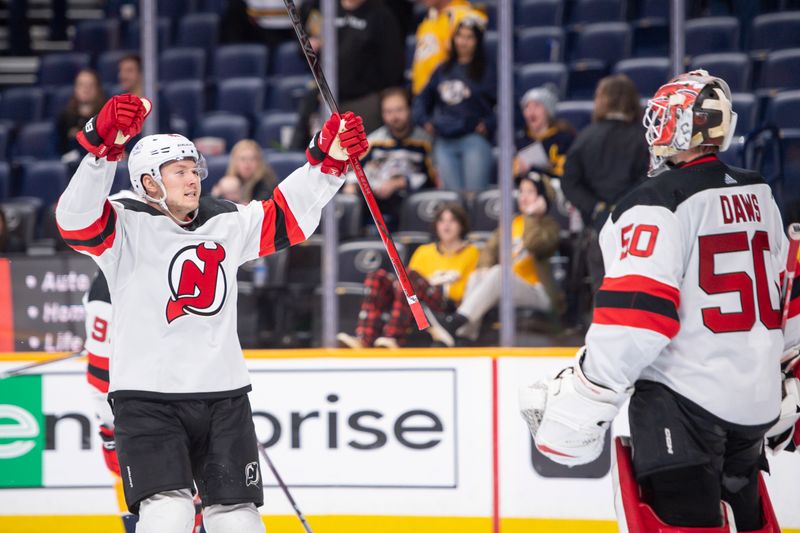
[166,242,227,324]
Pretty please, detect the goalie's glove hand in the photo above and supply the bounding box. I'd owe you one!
[306,111,369,176]
[77,94,152,162]
[518,347,629,467]
[98,424,121,476]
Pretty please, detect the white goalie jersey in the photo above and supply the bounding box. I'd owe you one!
[582,155,800,427]
[57,154,343,399]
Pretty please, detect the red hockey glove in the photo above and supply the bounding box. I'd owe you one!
[99,424,121,476]
[77,94,152,162]
[306,111,369,176]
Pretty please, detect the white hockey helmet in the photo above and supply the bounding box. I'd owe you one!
[127,134,208,198]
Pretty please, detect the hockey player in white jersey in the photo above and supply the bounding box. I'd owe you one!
[520,71,786,532]
[57,93,368,532]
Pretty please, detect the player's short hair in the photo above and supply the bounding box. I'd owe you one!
[433,202,470,241]
[380,87,411,108]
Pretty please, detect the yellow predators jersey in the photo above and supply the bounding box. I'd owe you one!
[409,242,480,304]
[411,1,488,95]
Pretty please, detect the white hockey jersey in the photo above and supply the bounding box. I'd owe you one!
[83,270,112,394]
[58,154,344,399]
[582,155,794,427]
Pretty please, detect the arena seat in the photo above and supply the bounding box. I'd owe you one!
[516,27,565,64]
[74,19,120,55]
[568,0,626,26]
[176,13,219,51]
[19,161,67,209]
[272,41,309,76]
[516,0,564,28]
[338,239,408,284]
[399,190,463,233]
[216,78,267,121]
[750,11,800,57]
[38,52,90,87]
[196,114,250,153]
[13,122,57,161]
[214,44,269,80]
[162,80,206,136]
[515,63,569,99]
[265,151,306,182]
[124,17,171,50]
[759,49,800,93]
[690,52,751,92]
[0,162,9,200]
[268,75,313,112]
[613,57,670,98]
[685,17,740,58]
[159,48,206,82]
[254,112,297,150]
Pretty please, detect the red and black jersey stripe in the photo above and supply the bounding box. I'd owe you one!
[593,275,680,338]
[57,200,117,256]
[86,352,110,393]
[259,188,304,256]
[788,278,800,320]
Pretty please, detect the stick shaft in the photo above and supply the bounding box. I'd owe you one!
[257,443,314,533]
[282,0,429,330]
[0,351,84,380]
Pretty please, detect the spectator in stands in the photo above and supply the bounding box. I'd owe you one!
[561,74,649,295]
[413,17,495,191]
[337,203,479,349]
[515,84,575,179]
[426,174,562,347]
[300,0,405,132]
[344,87,437,230]
[411,0,487,96]
[117,54,142,97]
[0,208,25,254]
[222,0,296,47]
[226,140,279,202]
[211,175,245,204]
[57,68,107,156]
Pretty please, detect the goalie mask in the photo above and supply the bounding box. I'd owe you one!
[128,134,208,225]
[643,70,738,176]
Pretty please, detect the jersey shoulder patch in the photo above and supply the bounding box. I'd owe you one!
[611,160,765,222]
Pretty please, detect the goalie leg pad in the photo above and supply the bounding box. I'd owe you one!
[203,503,265,533]
[136,489,195,533]
[613,437,737,532]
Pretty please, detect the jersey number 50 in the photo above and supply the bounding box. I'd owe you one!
[699,231,781,333]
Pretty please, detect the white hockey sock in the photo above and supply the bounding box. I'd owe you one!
[136,488,195,533]
[203,502,265,533]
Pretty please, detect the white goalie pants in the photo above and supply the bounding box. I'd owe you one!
[136,489,266,533]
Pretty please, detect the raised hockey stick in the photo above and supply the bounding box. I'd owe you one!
[282,0,430,331]
[781,223,800,331]
[257,442,315,533]
[0,351,84,381]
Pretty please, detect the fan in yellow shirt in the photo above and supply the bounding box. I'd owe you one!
[338,203,479,348]
[411,0,488,95]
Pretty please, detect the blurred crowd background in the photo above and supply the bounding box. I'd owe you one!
[1,0,800,348]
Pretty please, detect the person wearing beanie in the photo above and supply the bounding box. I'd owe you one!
[514,83,576,178]
[425,173,563,346]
